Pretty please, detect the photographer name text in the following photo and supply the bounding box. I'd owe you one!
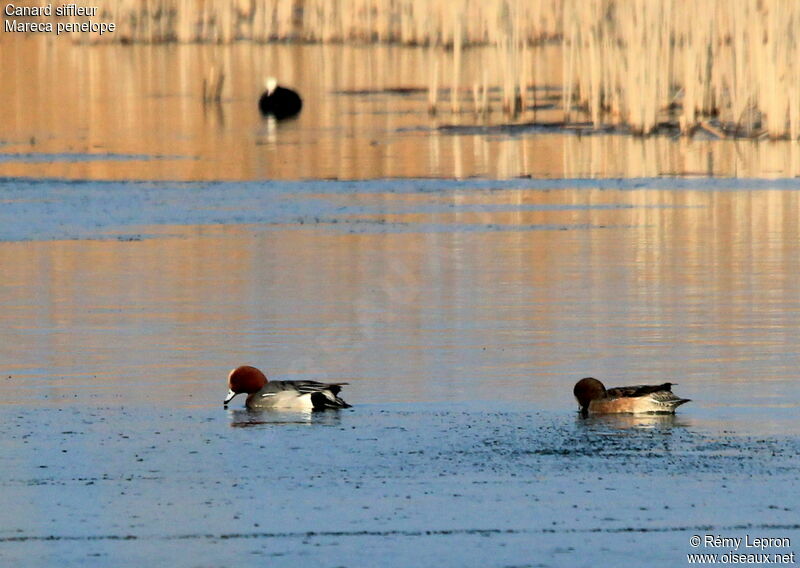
[698,536,791,551]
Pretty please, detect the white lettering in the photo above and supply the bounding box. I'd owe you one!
[56,4,98,17]
[56,21,115,35]
[4,19,53,32]
[703,534,742,550]
[745,535,792,549]
[4,3,52,16]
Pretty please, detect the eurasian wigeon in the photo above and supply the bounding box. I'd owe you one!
[573,377,690,417]
[224,365,351,411]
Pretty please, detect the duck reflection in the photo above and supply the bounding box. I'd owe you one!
[228,407,343,428]
[577,412,691,431]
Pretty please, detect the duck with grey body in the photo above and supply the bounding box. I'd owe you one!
[224,365,350,411]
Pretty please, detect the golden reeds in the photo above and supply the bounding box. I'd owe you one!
[82,0,562,45]
[202,64,225,103]
[65,0,800,138]
[562,0,800,138]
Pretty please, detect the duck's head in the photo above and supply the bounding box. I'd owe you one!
[224,365,268,406]
[573,377,607,416]
[264,77,278,95]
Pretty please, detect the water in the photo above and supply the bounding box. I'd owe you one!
[1,36,799,567]
[1,404,798,567]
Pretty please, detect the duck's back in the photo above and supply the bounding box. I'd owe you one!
[246,380,349,410]
[602,383,689,413]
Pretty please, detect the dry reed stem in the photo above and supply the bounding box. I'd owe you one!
[428,48,439,115]
[451,9,463,113]
[202,64,225,103]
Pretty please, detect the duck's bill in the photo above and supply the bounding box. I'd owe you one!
[223,389,238,405]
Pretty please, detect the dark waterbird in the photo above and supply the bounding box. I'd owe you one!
[258,77,303,119]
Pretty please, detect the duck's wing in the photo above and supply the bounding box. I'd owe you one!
[607,383,675,398]
[648,389,690,403]
[293,381,349,396]
[607,383,690,412]
[262,380,346,393]
[265,380,351,408]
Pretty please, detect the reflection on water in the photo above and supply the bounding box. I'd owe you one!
[1,179,799,434]
[227,407,344,427]
[1,35,800,437]
[2,35,800,180]
[577,412,689,431]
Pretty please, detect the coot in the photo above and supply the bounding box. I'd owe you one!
[258,77,303,119]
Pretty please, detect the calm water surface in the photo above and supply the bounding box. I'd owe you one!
[1,36,799,567]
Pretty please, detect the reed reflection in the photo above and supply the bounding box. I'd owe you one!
[2,182,800,416]
[2,36,799,180]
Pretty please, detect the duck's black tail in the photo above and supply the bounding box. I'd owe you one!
[310,391,351,410]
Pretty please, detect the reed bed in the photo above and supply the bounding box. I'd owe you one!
[68,0,800,138]
[564,0,800,138]
[83,0,561,45]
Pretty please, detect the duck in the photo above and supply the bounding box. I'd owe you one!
[224,365,350,411]
[573,377,690,417]
[258,77,303,119]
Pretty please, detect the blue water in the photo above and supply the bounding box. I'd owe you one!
[4,175,800,241]
[1,403,798,568]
